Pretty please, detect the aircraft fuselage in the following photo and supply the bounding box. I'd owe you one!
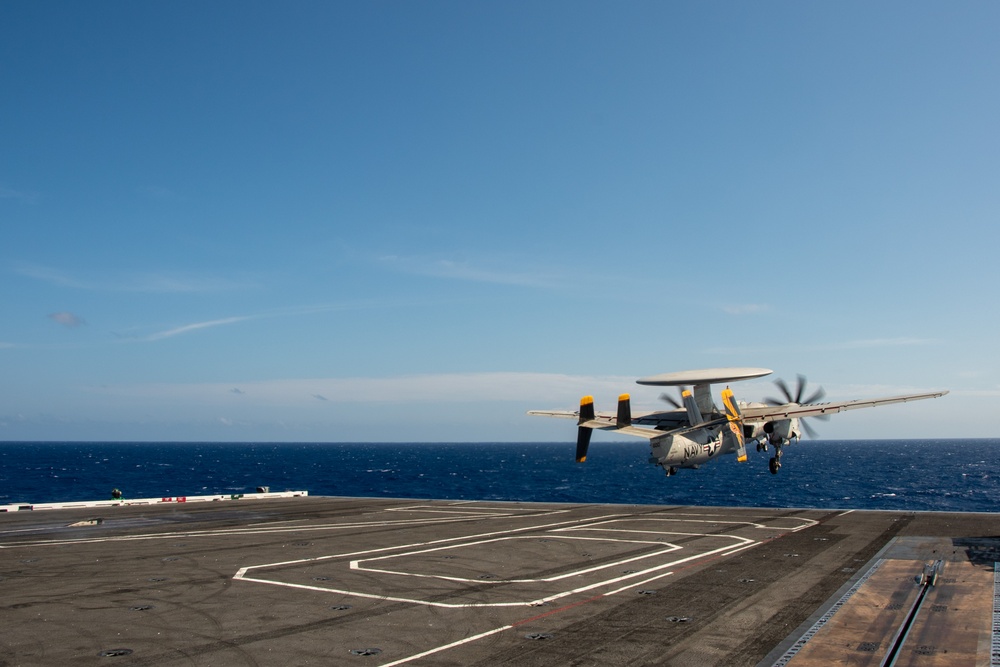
[650,428,729,469]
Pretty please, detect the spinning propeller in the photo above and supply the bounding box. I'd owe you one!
[658,389,683,409]
[764,374,829,438]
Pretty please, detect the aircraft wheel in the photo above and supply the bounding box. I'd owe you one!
[768,457,779,475]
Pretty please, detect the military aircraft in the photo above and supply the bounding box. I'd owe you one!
[528,368,948,475]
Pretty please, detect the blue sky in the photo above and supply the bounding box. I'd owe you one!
[1,1,997,442]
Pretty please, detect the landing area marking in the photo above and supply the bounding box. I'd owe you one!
[235,505,816,609]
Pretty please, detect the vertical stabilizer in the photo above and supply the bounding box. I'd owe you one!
[616,394,632,428]
[576,396,595,462]
[682,389,703,425]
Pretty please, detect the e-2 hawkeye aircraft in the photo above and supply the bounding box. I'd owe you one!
[528,367,948,475]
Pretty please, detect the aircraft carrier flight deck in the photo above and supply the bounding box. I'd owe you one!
[2,494,999,666]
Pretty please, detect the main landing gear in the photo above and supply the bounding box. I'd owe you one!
[665,466,678,477]
[768,447,783,475]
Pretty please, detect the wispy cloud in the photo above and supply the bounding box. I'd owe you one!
[22,297,445,347]
[707,337,936,355]
[88,372,637,406]
[0,185,39,203]
[138,301,391,342]
[14,264,89,288]
[378,255,559,288]
[48,312,86,328]
[824,337,934,349]
[12,262,249,293]
[145,316,255,341]
[721,303,770,315]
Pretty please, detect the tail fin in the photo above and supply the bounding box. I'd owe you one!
[576,396,595,462]
[616,393,632,428]
[682,389,703,425]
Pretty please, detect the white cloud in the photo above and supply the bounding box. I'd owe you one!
[138,302,390,342]
[86,372,636,406]
[38,372,973,440]
[721,303,770,315]
[378,255,559,288]
[827,337,934,349]
[15,264,89,288]
[145,316,255,341]
[707,337,936,355]
[0,185,39,203]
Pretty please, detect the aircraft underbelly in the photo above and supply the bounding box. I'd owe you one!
[652,430,723,468]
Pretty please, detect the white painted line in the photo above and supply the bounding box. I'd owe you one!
[561,516,818,531]
[236,514,629,576]
[387,504,555,515]
[378,623,514,667]
[233,507,808,663]
[240,526,756,609]
[351,535,684,584]
[604,570,676,596]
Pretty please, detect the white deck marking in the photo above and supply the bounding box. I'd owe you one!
[235,513,628,573]
[237,510,759,609]
[604,570,676,596]
[350,534,684,583]
[655,513,819,531]
[378,624,514,667]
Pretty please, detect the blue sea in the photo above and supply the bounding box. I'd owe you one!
[1,440,998,512]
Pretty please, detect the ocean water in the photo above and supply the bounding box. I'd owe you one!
[0,440,998,512]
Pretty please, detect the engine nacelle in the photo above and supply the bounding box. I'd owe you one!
[763,418,800,445]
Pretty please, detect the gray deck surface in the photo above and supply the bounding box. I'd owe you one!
[2,496,999,666]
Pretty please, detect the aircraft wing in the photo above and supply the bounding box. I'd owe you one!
[528,406,710,441]
[527,408,687,430]
[525,410,633,432]
[740,391,949,422]
[526,409,585,421]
